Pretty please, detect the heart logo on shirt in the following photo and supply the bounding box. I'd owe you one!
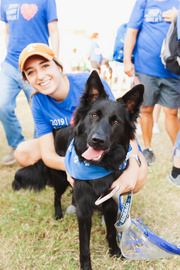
[21,4,38,21]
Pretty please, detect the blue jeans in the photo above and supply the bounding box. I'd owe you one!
[0,61,34,148]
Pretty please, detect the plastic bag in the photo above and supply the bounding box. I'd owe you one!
[121,218,180,260]
[115,192,180,260]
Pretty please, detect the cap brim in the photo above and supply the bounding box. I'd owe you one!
[21,52,54,71]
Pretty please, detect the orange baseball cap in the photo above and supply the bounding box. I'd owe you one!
[19,43,56,71]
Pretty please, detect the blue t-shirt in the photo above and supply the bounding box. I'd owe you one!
[128,0,180,78]
[31,73,115,137]
[89,39,103,63]
[1,0,58,68]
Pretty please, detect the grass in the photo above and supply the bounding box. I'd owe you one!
[0,91,180,270]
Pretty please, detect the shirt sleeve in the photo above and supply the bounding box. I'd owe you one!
[46,0,58,23]
[127,0,147,29]
[0,2,7,22]
[32,95,53,137]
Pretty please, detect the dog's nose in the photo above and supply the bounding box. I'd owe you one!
[92,134,105,145]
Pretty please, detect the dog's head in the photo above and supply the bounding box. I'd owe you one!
[73,71,144,170]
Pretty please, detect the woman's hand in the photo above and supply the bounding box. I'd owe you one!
[66,171,74,188]
[110,158,139,195]
[110,139,147,195]
[162,7,178,22]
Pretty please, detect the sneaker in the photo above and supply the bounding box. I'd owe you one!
[2,147,16,165]
[152,123,160,134]
[65,204,76,215]
[168,172,180,188]
[142,148,155,166]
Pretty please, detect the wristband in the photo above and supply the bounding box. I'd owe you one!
[128,154,141,167]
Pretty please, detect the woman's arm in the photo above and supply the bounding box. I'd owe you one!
[39,132,65,170]
[39,132,74,187]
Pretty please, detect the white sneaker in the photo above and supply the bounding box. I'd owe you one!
[65,204,76,214]
[2,147,16,165]
[152,123,160,134]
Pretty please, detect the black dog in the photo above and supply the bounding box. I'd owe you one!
[12,71,144,270]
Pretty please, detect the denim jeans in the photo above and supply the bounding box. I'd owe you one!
[0,61,34,147]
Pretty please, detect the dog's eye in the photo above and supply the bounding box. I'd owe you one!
[114,120,119,125]
[92,114,98,119]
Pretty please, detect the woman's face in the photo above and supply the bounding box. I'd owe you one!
[24,55,63,97]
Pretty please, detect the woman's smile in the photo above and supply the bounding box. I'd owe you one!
[39,78,52,87]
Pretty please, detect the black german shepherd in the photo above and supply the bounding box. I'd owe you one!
[12,71,144,270]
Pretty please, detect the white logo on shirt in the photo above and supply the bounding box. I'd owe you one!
[6,4,20,21]
[50,117,69,128]
[74,155,79,164]
[145,8,162,23]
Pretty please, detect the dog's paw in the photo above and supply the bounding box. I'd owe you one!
[109,246,121,258]
[65,204,76,215]
[55,209,63,220]
[55,214,63,220]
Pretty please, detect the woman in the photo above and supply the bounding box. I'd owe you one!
[15,43,147,195]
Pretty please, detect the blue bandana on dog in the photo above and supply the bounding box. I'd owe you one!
[64,139,132,180]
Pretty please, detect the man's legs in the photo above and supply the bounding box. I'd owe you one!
[135,72,158,165]
[0,62,24,148]
[163,107,179,145]
[140,106,154,149]
[168,130,180,187]
[0,62,34,165]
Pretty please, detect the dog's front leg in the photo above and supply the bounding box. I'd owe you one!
[103,199,121,257]
[54,191,63,220]
[77,216,92,270]
[74,180,94,270]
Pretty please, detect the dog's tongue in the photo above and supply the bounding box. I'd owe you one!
[82,146,104,160]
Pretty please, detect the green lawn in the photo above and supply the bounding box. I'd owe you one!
[0,91,180,270]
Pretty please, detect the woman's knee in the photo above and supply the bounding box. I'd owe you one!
[15,139,40,167]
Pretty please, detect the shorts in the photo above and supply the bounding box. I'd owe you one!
[135,72,180,109]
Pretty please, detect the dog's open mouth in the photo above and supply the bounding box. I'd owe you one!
[82,146,108,161]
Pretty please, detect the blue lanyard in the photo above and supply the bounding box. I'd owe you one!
[115,191,133,243]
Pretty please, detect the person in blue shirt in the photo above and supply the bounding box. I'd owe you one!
[89,33,103,72]
[0,0,59,165]
[168,6,180,187]
[123,0,180,166]
[15,43,148,195]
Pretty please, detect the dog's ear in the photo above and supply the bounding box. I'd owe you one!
[84,70,108,102]
[73,71,108,129]
[117,84,144,119]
